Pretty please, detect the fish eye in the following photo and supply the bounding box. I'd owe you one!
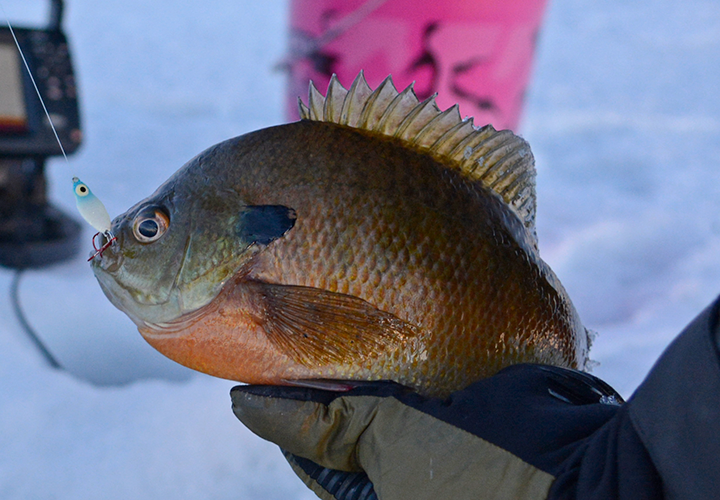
[74,184,89,197]
[132,206,170,243]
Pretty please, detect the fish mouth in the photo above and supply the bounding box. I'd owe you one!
[89,231,124,272]
[89,233,133,316]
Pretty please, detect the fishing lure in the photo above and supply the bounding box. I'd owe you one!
[72,177,116,260]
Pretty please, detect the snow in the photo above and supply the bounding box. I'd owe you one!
[1,0,719,498]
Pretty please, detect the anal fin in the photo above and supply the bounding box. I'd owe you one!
[281,379,359,392]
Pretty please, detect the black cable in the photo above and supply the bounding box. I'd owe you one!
[10,270,62,369]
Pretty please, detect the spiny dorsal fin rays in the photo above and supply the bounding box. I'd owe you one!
[307,83,325,121]
[413,104,462,147]
[359,76,398,130]
[395,94,442,142]
[297,71,537,235]
[431,118,476,156]
[377,84,419,136]
[324,74,347,123]
[340,73,373,127]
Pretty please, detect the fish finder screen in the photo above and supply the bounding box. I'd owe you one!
[0,40,28,134]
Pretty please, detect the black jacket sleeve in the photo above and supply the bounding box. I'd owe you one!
[627,297,720,499]
[550,296,720,499]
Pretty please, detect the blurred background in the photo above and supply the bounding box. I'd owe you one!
[1,0,719,498]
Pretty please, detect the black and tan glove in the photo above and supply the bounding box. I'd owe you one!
[231,365,626,500]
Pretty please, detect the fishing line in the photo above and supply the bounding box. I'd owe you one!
[1,5,65,370]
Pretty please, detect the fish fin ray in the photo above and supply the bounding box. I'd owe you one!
[340,71,373,127]
[395,94,441,141]
[324,74,347,123]
[308,81,325,121]
[377,84,419,135]
[281,379,358,391]
[358,75,398,130]
[414,104,462,147]
[300,74,537,234]
[250,282,416,366]
[298,98,310,120]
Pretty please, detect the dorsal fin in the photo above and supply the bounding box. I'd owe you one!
[298,72,538,237]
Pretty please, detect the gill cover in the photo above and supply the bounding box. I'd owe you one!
[94,195,297,327]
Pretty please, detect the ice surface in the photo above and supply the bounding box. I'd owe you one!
[1,0,719,498]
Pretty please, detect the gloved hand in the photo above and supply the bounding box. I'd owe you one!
[231,365,624,500]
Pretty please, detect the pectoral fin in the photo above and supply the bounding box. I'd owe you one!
[246,281,418,366]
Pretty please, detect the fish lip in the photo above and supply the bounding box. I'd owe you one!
[91,250,122,273]
[89,231,124,273]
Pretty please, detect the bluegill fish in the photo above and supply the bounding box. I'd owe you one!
[91,73,590,397]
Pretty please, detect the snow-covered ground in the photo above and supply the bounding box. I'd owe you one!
[1,0,718,498]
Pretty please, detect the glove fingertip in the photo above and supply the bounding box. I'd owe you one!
[231,387,315,443]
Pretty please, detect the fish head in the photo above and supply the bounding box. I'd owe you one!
[90,151,297,328]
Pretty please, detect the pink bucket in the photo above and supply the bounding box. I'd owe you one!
[286,0,548,131]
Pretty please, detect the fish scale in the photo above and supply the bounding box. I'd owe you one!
[91,74,589,397]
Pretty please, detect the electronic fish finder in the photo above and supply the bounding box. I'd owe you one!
[0,0,82,268]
